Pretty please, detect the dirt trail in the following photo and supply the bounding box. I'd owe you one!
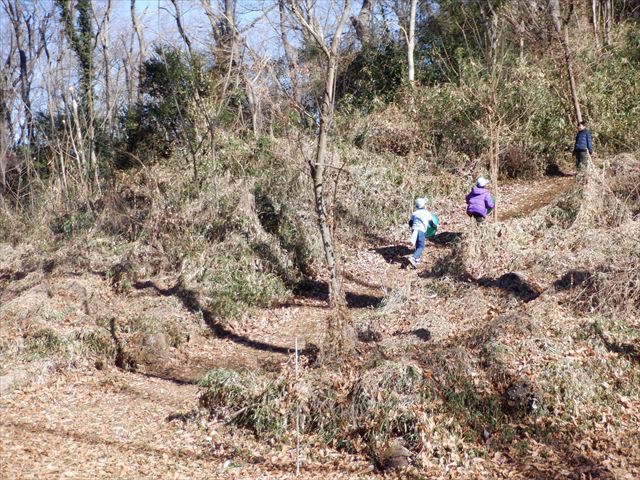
[500,175,574,220]
[0,175,579,479]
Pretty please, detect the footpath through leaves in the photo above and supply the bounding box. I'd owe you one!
[2,164,640,479]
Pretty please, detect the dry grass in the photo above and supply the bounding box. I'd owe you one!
[350,104,428,157]
[0,270,203,381]
[444,153,640,316]
[199,360,444,458]
[195,152,640,474]
[3,141,640,477]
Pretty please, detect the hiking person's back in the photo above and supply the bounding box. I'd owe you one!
[466,177,494,222]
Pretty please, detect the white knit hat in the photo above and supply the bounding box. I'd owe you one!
[476,177,490,187]
[415,197,428,208]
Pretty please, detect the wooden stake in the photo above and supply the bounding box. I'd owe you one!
[295,337,300,476]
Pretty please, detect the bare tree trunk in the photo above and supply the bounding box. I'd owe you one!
[130,0,145,104]
[314,56,342,304]
[603,0,613,46]
[549,0,583,123]
[352,0,374,45]
[562,26,582,123]
[489,116,500,222]
[122,55,133,108]
[69,95,89,190]
[486,5,501,221]
[278,0,299,102]
[0,72,10,189]
[518,20,525,64]
[248,85,261,137]
[287,0,353,364]
[16,25,33,144]
[486,5,500,74]
[0,122,7,191]
[1,2,17,154]
[5,0,33,144]
[244,57,268,139]
[288,0,351,306]
[224,0,233,25]
[592,0,600,48]
[170,0,194,58]
[97,0,113,132]
[408,0,417,84]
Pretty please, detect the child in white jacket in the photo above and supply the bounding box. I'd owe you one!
[408,197,437,268]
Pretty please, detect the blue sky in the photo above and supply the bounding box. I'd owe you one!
[107,0,290,57]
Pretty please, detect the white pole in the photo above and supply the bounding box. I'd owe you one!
[295,337,300,476]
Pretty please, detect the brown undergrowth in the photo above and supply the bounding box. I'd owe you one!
[2,154,639,478]
[198,153,640,476]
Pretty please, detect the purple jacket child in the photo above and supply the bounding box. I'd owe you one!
[466,177,494,221]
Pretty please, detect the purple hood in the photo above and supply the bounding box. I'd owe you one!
[466,186,494,217]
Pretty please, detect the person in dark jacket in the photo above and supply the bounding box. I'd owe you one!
[573,121,593,170]
[466,177,494,223]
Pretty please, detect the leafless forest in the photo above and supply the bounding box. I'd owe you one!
[1,1,639,478]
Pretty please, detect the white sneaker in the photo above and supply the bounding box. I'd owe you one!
[408,256,418,269]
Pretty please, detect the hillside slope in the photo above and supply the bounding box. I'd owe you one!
[1,157,639,479]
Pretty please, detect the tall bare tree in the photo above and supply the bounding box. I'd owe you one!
[130,0,145,105]
[94,0,113,132]
[407,0,417,83]
[352,0,374,45]
[278,0,299,102]
[286,0,352,304]
[603,0,613,46]
[2,0,52,144]
[1,2,18,162]
[548,0,583,123]
[285,0,353,362]
[170,0,194,58]
[388,0,419,84]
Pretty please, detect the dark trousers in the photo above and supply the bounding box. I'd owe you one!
[574,150,588,170]
[468,213,486,224]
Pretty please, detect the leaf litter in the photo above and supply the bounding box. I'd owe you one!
[2,171,640,479]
